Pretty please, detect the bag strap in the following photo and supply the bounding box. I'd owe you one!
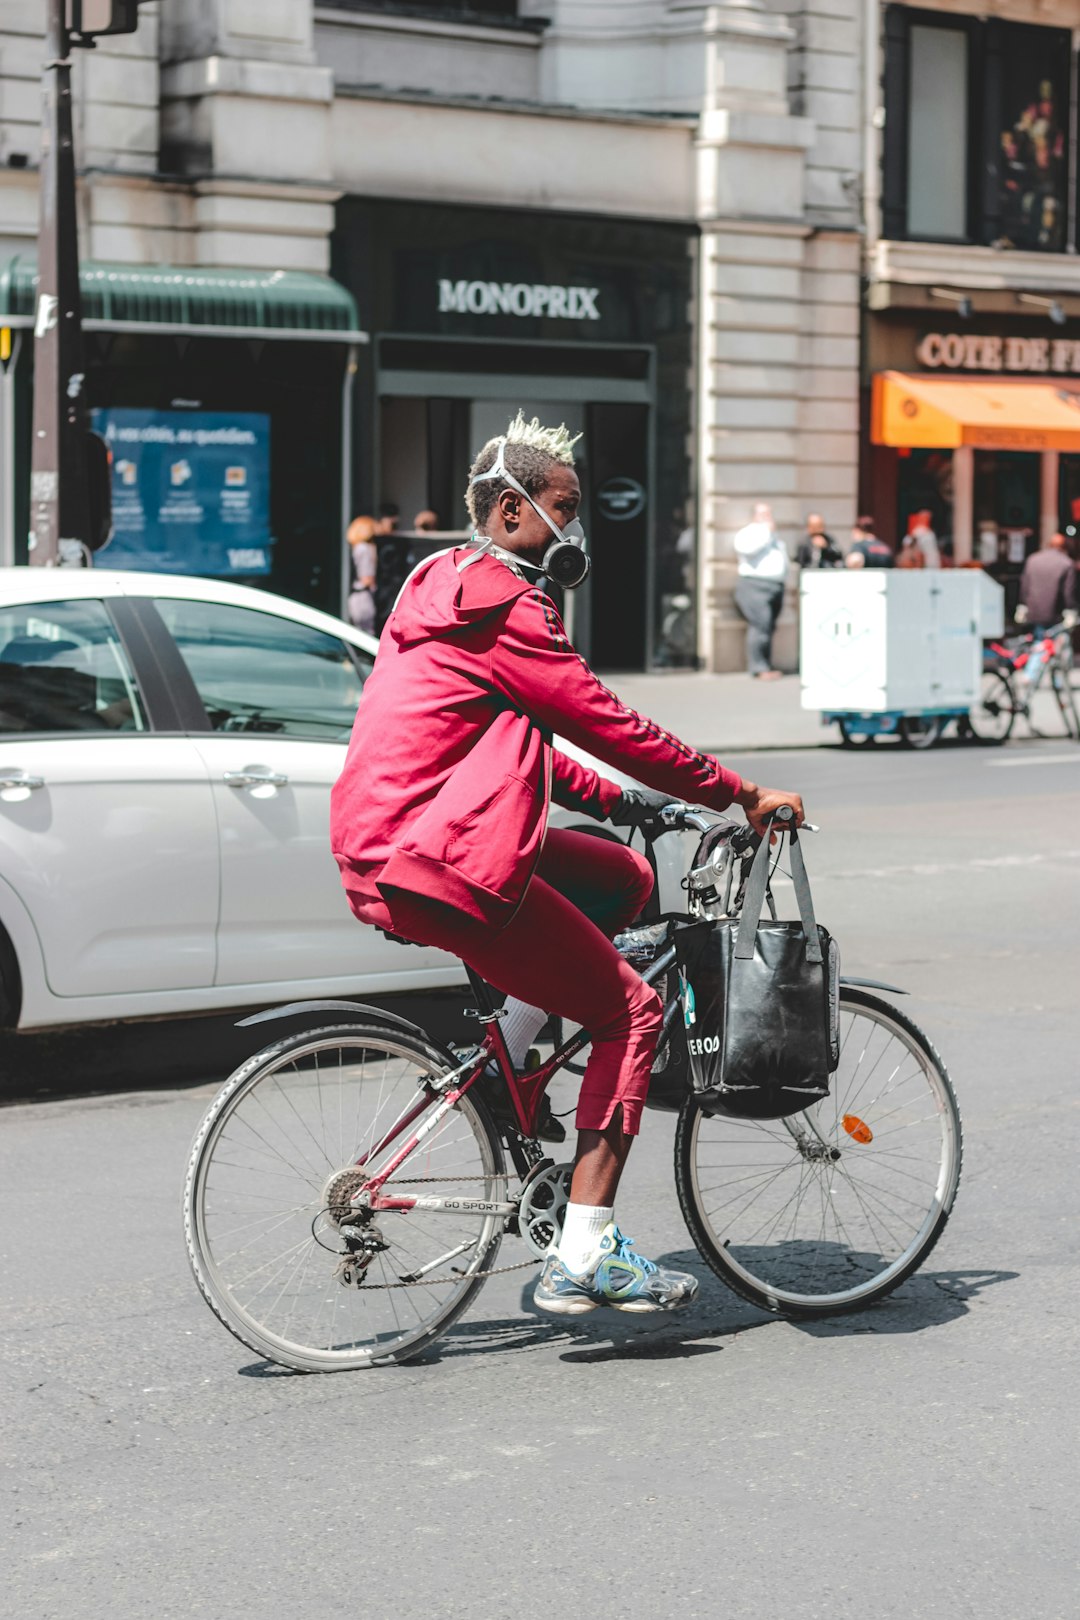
[734,821,822,964]
[787,828,822,964]
[733,825,773,958]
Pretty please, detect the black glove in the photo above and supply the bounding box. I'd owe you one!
[609,786,679,828]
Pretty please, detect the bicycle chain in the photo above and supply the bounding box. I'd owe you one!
[336,1173,541,1290]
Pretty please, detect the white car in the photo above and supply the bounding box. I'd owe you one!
[0,569,478,1031]
[0,568,686,1033]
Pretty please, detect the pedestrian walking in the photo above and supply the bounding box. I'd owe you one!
[896,531,925,570]
[1015,531,1077,628]
[845,515,894,569]
[796,512,843,570]
[346,515,378,634]
[733,502,788,679]
[904,509,941,569]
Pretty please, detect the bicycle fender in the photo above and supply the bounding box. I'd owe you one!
[237,999,434,1040]
[840,976,908,996]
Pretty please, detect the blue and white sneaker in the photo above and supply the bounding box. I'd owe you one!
[533,1223,700,1316]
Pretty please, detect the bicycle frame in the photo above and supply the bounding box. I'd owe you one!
[353,944,679,1221]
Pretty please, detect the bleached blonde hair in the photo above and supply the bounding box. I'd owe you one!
[466,411,582,527]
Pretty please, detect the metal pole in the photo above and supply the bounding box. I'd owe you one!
[340,343,357,618]
[0,332,23,567]
[29,0,90,566]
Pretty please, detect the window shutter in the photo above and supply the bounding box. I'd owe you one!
[882,6,910,240]
[980,20,1003,245]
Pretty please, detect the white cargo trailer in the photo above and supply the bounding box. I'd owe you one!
[800,571,1005,745]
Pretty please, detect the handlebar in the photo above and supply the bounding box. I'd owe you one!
[655,801,818,841]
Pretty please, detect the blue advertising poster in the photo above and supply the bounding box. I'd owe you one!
[91,407,272,576]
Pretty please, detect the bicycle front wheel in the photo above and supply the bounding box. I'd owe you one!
[185,1024,506,1371]
[966,670,1016,744]
[675,990,962,1317]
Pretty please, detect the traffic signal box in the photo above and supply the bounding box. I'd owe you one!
[65,1,144,40]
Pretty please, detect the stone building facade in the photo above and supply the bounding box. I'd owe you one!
[0,0,868,670]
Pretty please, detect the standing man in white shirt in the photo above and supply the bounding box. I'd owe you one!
[733,502,788,680]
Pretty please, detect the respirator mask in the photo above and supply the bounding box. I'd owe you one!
[468,437,590,590]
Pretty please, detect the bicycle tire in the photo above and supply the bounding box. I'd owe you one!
[674,989,962,1318]
[965,670,1017,744]
[1051,665,1080,741]
[185,1023,506,1371]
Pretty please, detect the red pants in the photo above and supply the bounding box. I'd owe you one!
[386,829,663,1135]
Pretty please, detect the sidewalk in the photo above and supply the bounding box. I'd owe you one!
[607,669,1077,753]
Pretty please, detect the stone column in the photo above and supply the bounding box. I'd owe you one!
[159,0,338,272]
[693,0,815,670]
[1040,450,1060,547]
[952,445,974,564]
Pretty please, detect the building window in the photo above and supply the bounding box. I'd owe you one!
[906,23,970,241]
[325,2,525,22]
[883,9,1073,253]
[996,25,1070,252]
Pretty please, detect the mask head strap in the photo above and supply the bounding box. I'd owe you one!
[469,437,571,549]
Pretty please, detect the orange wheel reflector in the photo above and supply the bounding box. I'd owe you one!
[842,1115,873,1145]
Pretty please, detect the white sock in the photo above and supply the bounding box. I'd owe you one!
[500,997,549,1069]
[557,1203,614,1274]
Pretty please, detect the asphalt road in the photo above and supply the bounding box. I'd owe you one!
[4,738,1079,1620]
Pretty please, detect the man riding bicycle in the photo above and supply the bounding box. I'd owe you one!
[330,413,804,1318]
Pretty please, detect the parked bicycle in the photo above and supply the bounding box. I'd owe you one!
[966,621,1080,744]
[185,807,963,1371]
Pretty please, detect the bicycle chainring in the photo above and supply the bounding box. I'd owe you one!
[517,1161,573,1257]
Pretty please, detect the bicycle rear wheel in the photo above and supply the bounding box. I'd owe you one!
[1051,664,1080,741]
[675,990,962,1317]
[185,1024,505,1371]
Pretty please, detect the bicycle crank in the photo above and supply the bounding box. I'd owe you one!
[516,1160,573,1258]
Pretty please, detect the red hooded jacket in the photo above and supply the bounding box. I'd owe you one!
[330,549,743,933]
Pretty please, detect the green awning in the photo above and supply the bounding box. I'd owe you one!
[0,257,366,342]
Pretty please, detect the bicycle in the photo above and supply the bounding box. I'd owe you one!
[966,620,1080,744]
[184,807,963,1371]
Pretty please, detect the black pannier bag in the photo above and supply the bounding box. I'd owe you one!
[674,822,839,1119]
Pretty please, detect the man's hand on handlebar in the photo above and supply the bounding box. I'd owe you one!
[734,779,806,838]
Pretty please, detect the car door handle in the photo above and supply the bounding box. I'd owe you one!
[0,771,45,790]
[223,768,289,790]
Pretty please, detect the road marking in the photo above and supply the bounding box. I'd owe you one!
[773,849,1080,883]
[986,753,1080,768]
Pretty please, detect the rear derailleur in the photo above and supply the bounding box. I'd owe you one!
[333,1222,390,1288]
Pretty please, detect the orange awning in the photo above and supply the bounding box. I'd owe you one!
[871,371,1080,451]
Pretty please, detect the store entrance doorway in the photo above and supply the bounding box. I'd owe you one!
[378,386,651,670]
[974,450,1039,619]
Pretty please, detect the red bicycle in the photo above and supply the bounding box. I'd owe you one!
[185,807,962,1370]
[968,621,1080,743]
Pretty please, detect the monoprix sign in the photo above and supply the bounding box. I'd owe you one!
[437,279,601,320]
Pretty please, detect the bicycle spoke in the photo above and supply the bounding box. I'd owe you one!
[188,1028,505,1370]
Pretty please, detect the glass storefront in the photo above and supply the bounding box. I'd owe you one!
[333,199,698,671]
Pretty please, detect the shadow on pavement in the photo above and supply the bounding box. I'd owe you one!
[229,1263,1018,1378]
[232,1263,1018,1378]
